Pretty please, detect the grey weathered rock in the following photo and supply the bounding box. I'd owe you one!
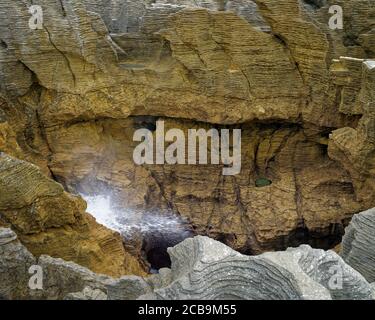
[0,227,116,300]
[146,268,173,290]
[0,228,36,299]
[106,275,152,300]
[36,255,112,300]
[341,208,375,283]
[106,268,172,300]
[0,227,17,245]
[1,229,374,300]
[64,286,107,300]
[0,227,148,300]
[263,246,372,300]
[138,236,373,300]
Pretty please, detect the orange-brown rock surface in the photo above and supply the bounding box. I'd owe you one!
[0,153,144,277]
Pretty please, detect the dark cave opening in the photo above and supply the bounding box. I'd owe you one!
[146,245,172,271]
[142,227,194,271]
[258,220,351,254]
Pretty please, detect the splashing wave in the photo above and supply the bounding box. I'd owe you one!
[84,194,191,238]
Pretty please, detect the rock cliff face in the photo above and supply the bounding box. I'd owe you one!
[329,59,375,204]
[0,0,375,275]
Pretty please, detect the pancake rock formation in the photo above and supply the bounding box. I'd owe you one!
[0,0,375,276]
[0,153,144,277]
[1,228,374,300]
[341,208,375,283]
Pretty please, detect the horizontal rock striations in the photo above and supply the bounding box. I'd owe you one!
[0,228,36,299]
[0,227,114,299]
[44,116,370,253]
[341,208,375,283]
[0,0,375,269]
[329,59,375,204]
[1,228,373,300]
[140,236,373,300]
[0,153,144,277]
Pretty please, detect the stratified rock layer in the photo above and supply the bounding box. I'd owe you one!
[329,58,375,204]
[341,208,375,283]
[1,228,373,300]
[0,154,144,277]
[0,228,36,299]
[0,0,375,258]
[140,236,372,300]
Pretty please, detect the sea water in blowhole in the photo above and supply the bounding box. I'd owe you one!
[83,192,194,272]
[141,220,194,272]
[116,209,195,272]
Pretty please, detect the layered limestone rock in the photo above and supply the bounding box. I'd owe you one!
[1,0,305,124]
[1,0,372,127]
[0,96,52,176]
[0,154,144,277]
[2,229,373,300]
[0,227,113,299]
[45,117,369,254]
[329,59,375,203]
[139,236,373,300]
[254,0,375,122]
[0,228,36,299]
[64,287,107,300]
[1,0,375,257]
[341,208,375,283]
[37,255,112,300]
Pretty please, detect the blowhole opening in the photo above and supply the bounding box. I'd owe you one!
[142,227,194,271]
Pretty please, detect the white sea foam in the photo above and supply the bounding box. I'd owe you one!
[85,195,123,233]
[84,194,190,237]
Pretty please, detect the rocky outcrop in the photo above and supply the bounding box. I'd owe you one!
[1,0,372,124]
[0,154,144,277]
[64,287,107,300]
[36,255,112,300]
[1,228,373,300]
[139,236,373,300]
[329,59,375,203]
[0,227,114,299]
[106,276,153,300]
[341,208,375,283]
[1,0,375,262]
[0,228,36,299]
